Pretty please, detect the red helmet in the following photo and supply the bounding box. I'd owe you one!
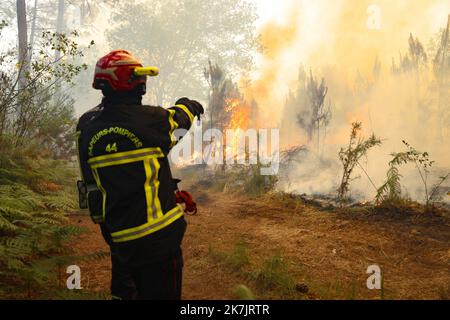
[93,50,146,92]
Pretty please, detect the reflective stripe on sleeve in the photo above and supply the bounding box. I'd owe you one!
[168,109,179,148]
[173,104,195,124]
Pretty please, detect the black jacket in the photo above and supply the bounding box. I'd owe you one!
[76,95,196,247]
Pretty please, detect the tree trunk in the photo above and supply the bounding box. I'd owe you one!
[55,0,66,61]
[54,0,66,100]
[80,1,87,26]
[29,0,38,62]
[16,0,28,91]
[16,0,28,139]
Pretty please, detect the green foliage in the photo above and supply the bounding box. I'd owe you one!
[337,122,382,204]
[234,284,256,300]
[241,164,278,196]
[0,144,83,298]
[208,241,304,298]
[33,31,90,84]
[429,173,450,203]
[0,27,91,157]
[376,164,403,204]
[215,163,278,197]
[251,253,296,293]
[377,140,448,209]
[208,238,250,272]
[0,10,93,299]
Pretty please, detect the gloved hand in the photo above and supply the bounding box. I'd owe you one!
[176,97,204,117]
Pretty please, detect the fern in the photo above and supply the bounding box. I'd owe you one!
[0,205,33,220]
[0,184,45,210]
[376,165,402,203]
[377,141,443,209]
[43,194,77,212]
[0,150,87,298]
[0,214,19,232]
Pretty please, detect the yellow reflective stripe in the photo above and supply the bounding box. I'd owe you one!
[143,158,163,220]
[168,109,179,148]
[92,168,107,221]
[143,158,154,220]
[152,158,163,218]
[173,104,194,124]
[89,147,158,162]
[88,147,163,167]
[110,205,182,237]
[111,205,184,242]
[91,155,153,169]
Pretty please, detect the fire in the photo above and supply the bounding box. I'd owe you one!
[225,98,251,130]
[224,98,252,161]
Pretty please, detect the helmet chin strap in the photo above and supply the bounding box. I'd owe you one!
[102,86,145,106]
[102,83,146,98]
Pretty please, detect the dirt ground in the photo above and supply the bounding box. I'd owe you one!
[69,188,450,300]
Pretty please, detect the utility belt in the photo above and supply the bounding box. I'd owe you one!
[77,180,103,223]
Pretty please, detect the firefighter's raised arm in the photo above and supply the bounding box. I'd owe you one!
[163,97,204,150]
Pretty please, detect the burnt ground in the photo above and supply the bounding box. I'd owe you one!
[68,187,450,300]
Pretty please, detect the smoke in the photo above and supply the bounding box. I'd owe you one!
[70,0,449,201]
[241,1,302,127]
[247,0,450,201]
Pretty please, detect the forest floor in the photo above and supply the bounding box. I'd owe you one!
[68,183,450,300]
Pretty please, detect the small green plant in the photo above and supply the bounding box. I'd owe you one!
[376,160,403,204]
[243,164,278,196]
[251,253,296,293]
[377,140,449,209]
[428,173,450,205]
[208,238,250,272]
[217,163,278,197]
[234,284,256,300]
[337,122,382,204]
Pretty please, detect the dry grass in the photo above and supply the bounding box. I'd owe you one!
[66,186,450,300]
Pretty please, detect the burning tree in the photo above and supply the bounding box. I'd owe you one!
[204,61,256,165]
[204,60,240,132]
[286,67,332,151]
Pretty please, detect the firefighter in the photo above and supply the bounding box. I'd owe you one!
[76,50,204,300]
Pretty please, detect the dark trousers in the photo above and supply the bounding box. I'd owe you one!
[110,247,183,300]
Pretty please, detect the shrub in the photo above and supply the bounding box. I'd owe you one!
[337,122,382,204]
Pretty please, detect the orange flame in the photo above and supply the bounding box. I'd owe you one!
[224,98,252,160]
[225,98,251,130]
